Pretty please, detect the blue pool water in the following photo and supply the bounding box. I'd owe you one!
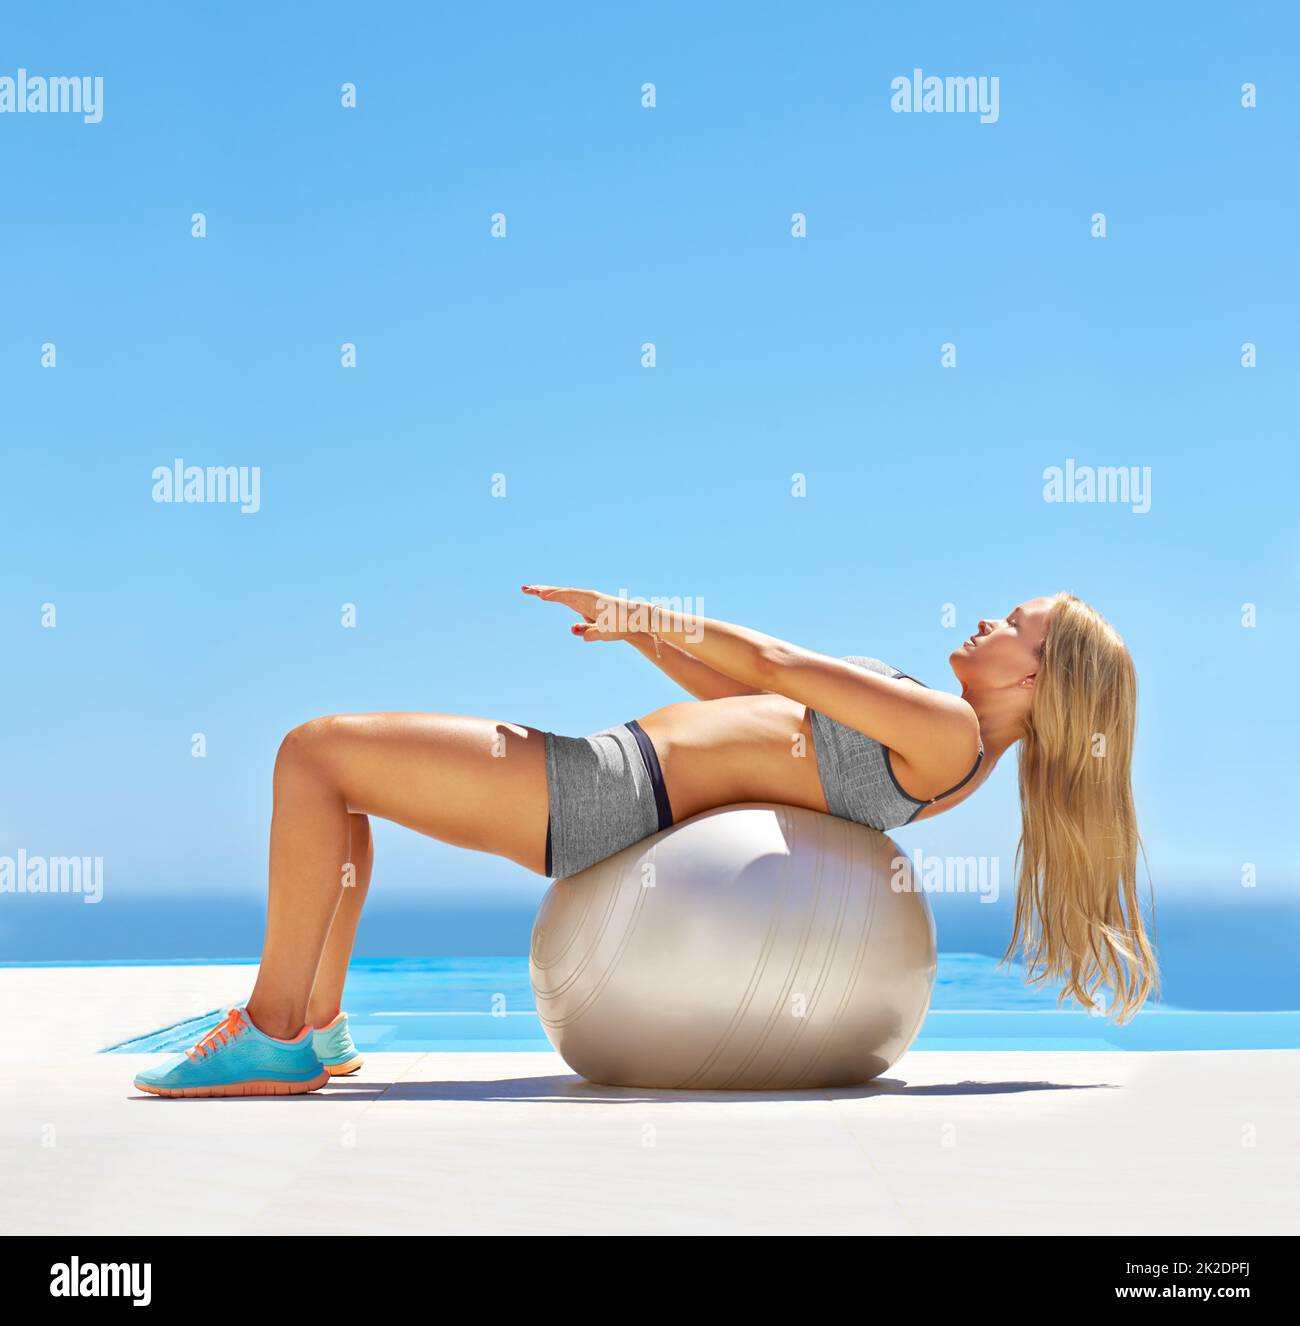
[98,954,1300,1055]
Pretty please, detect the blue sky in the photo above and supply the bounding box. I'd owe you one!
[2,2,1297,980]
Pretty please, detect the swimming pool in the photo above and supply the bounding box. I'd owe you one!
[99,954,1300,1055]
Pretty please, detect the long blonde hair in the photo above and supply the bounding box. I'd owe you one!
[1006,593,1159,1022]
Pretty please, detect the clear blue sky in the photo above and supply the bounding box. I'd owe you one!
[2,2,1297,976]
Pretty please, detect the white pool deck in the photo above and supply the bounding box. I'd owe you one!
[1,964,1296,1236]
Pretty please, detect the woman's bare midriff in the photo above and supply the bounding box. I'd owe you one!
[633,693,830,824]
[634,689,990,826]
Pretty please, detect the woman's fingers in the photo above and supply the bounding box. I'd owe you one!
[571,619,626,642]
[526,586,626,643]
[522,584,577,606]
[523,585,630,640]
[522,585,607,619]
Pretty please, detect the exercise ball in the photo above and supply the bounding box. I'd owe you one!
[529,803,936,1090]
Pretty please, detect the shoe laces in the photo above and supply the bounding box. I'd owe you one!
[186,1008,248,1061]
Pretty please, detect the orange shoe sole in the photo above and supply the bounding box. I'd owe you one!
[136,1071,330,1098]
[325,1057,364,1076]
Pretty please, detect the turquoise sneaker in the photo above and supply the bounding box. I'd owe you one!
[312,1010,364,1076]
[133,1007,328,1098]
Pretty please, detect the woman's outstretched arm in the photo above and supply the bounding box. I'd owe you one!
[523,586,978,775]
[521,587,763,700]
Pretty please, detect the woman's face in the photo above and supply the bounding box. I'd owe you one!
[949,596,1057,689]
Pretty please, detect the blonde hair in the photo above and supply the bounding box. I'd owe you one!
[1005,593,1159,1023]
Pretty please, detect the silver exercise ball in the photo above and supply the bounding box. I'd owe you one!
[529,803,936,1090]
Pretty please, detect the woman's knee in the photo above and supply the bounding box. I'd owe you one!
[275,715,353,786]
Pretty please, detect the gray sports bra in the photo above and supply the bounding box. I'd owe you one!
[808,655,984,831]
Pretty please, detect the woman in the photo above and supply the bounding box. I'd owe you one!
[134,587,1158,1097]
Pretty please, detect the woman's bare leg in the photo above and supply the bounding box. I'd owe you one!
[245,714,548,1040]
[306,812,373,1028]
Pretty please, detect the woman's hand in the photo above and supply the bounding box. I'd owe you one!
[521,585,641,642]
[523,584,770,699]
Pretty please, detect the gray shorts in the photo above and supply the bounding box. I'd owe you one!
[543,719,674,879]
